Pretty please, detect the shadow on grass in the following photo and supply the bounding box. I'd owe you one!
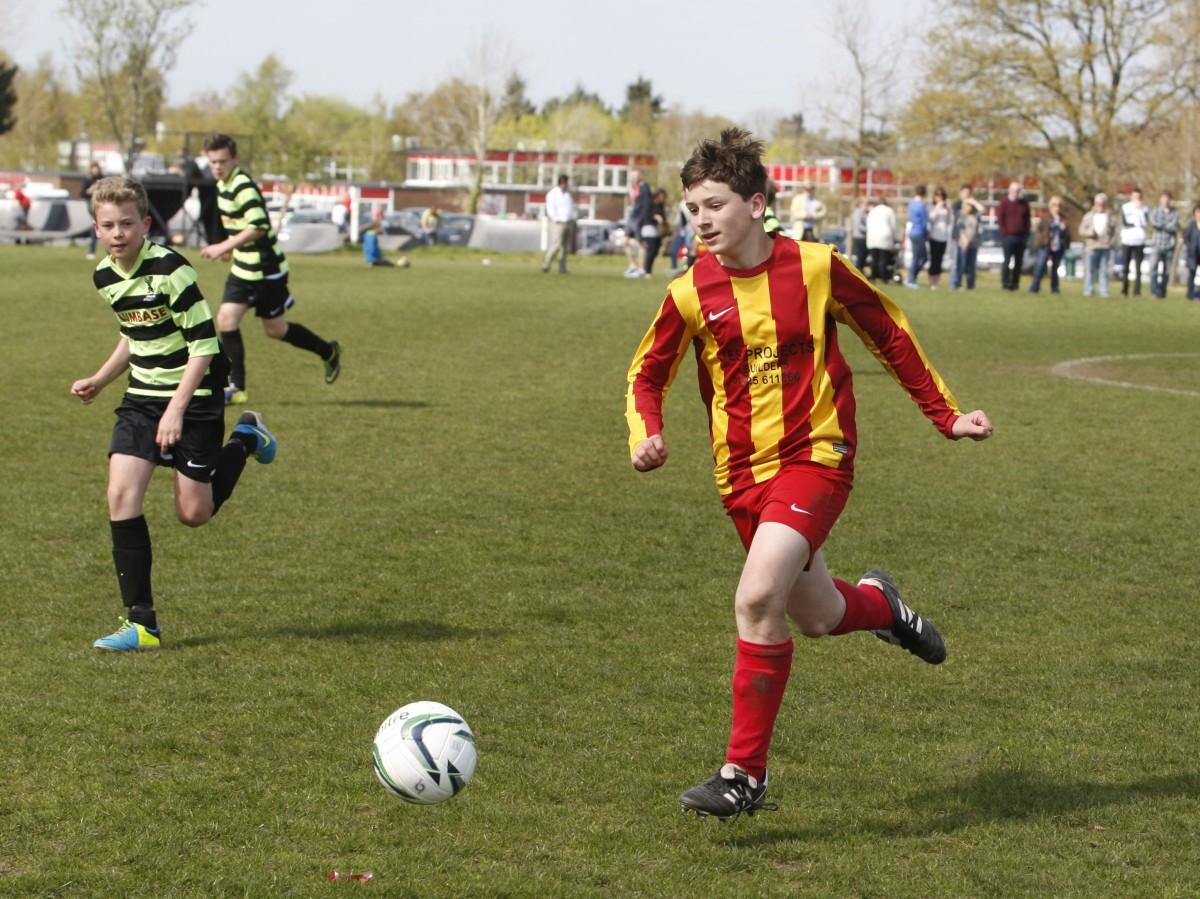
[172,617,507,649]
[274,399,432,409]
[720,767,1200,846]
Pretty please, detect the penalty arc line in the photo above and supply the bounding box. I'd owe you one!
[1049,353,1200,399]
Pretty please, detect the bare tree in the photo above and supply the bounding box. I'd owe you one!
[458,29,517,214]
[62,0,195,172]
[822,1,905,197]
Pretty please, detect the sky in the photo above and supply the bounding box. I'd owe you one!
[9,0,931,133]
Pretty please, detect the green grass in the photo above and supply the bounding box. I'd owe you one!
[2,244,1198,897]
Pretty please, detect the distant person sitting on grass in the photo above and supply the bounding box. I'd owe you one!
[199,133,341,406]
[625,128,993,822]
[362,215,409,268]
[72,175,277,652]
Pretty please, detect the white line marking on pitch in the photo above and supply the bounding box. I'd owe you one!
[1049,353,1200,398]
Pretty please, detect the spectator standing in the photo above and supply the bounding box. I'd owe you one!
[1147,191,1178,299]
[624,169,652,277]
[1028,196,1069,294]
[850,196,869,271]
[865,197,897,283]
[996,181,1032,290]
[789,182,825,241]
[82,162,104,258]
[1119,188,1150,296]
[640,189,668,276]
[926,187,952,290]
[541,174,576,274]
[950,199,982,290]
[420,207,441,246]
[1079,192,1119,297]
[668,195,694,274]
[950,186,984,285]
[1183,205,1200,300]
[905,185,929,288]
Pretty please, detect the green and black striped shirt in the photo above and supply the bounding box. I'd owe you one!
[216,166,288,281]
[94,240,223,401]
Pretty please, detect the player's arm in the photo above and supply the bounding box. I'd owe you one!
[71,338,130,404]
[827,248,990,440]
[201,224,265,260]
[156,352,214,451]
[625,291,694,471]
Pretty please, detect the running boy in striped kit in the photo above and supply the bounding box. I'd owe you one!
[72,176,277,650]
[625,129,993,819]
[200,133,340,404]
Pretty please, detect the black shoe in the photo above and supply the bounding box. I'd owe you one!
[679,764,776,820]
[324,341,342,385]
[860,568,947,664]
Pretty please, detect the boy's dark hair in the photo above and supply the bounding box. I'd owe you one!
[680,128,767,200]
[91,175,148,219]
[203,132,238,156]
[914,185,926,197]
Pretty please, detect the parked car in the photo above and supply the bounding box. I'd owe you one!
[435,214,474,246]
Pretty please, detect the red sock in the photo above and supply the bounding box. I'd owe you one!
[726,638,793,781]
[829,579,893,635]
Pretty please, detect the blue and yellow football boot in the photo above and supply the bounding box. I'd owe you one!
[233,410,277,464]
[93,617,161,651]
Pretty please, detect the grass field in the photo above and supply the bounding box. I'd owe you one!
[2,243,1198,898]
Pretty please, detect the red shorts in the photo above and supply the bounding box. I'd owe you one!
[721,463,853,559]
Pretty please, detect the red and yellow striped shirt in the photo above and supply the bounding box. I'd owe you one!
[625,236,961,495]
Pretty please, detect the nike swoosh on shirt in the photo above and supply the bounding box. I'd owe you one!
[707,306,735,321]
[790,504,814,516]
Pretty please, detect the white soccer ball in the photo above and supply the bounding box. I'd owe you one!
[372,701,477,804]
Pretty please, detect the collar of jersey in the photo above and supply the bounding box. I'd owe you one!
[109,239,152,279]
[217,167,243,189]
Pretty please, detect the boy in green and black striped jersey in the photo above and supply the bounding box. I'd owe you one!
[71,176,278,651]
[200,133,341,405]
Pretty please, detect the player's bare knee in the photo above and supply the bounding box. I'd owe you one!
[177,506,211,528]
[734,583,782,623]
[263,318,287,339]
[795,616,835,639]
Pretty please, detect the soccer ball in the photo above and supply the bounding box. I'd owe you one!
[372,701,477,804]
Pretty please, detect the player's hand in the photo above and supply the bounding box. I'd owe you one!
[631,435,669,471]
[156,408,184,452]
[952,409,993,441]
[71,378,101,404]
[200,242,226,261]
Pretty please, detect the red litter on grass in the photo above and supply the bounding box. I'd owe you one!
[327,871,374,882]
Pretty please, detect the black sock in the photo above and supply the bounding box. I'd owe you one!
[281,323,332,360]
[221,329,246,390]
[212,441,250,513]
[129,604,158,629]
[111,515,152,610]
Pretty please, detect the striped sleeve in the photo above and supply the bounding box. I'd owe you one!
[625,291,696,454]
[230,176,270,229]
[826,249,962,436]
[167,262,220,358]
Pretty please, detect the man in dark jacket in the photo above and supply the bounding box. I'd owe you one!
[996,181,1031,291]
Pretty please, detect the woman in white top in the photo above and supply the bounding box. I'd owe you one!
[926,187,953,290]
[865,198,898,283]
[1119,188,1149,296]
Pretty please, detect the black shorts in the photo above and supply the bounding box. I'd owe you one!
[109,397,225,483]
[222,274,295,319]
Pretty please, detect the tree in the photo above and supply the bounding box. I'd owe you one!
[0,55,72,170]
[900,0,1175,209]
[0,57,16,135]
[62,0,196,172]
[620,76,664,119]
[500,73,536,119]
[822,2,902,197]
[543,84,608,117]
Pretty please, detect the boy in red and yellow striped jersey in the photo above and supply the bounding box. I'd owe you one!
[625,129,993,820]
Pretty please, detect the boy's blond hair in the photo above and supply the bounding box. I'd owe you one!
[90,176,149,219]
